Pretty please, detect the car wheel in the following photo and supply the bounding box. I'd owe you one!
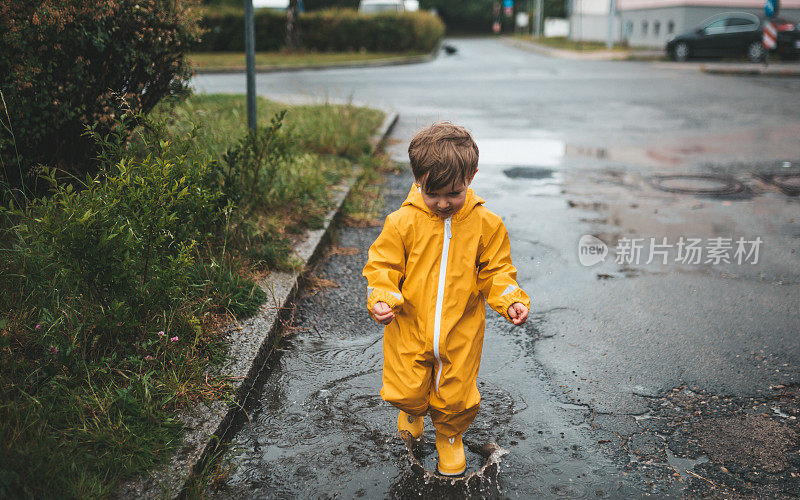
[673,42,689,62]
[747,41,765,62]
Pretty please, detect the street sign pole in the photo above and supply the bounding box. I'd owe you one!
[764,0,779,18]
[530,0,535,37]
[763,0,779,66]
[606,0,616,49]
[244,0,257,131]
[536,0,543,37]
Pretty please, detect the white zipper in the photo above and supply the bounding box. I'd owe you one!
[433,216,452,393]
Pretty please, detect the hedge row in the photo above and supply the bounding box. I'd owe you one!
[197,8,444,53]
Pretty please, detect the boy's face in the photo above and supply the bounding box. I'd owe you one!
[420,172,476,219]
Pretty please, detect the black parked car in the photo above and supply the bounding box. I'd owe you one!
[665,12,800,62]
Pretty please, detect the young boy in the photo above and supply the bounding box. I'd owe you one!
[362,122,531,476]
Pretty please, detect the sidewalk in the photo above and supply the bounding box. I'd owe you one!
[502,36,800,75]
[649,60,800,75]
[500,36,663,61]
[699,61,800,76]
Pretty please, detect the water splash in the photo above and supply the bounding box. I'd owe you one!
[402,434,508,486]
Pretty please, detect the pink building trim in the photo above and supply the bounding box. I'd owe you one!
[618,0,800,10]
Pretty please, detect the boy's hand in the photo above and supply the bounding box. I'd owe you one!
[507,302,528,325]
[372,301,395,325]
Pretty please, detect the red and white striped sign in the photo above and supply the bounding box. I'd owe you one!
[763,21,777,49]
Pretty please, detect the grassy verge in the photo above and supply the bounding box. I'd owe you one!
[0,94,383,498]
[189,51,427,71]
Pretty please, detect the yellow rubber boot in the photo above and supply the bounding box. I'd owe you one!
[397,411,424,440]
[435,431,466,476]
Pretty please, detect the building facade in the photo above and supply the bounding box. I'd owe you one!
[569,0,800,48]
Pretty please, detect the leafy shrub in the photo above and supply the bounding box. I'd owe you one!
[4,145,222,358]
[301,9,444,52]
[0,110,267,496]
[215,110,340,268]
[0,91,383,496]
[0,0,202,190]
[195,8,444,53]
[218,110,295,208]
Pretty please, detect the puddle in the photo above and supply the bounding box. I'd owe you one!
[476,163,564,198]
[664,446,709,482]
[478,137,565,167]
[771,406,791,419]
[402,436,508,488]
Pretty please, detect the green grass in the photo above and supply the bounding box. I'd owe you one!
[154,95,384,263]
[154,94,384,159]
[0,94,384,498]
[341,152,400,226]
[189,50,426,70]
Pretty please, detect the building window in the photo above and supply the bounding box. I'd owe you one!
[642,21,648,36]
[654,21,660,35]
[624,20,633,38]
[667,20,674,33]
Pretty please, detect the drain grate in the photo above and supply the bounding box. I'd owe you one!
[648,174,744,195]
[755,173,800,196]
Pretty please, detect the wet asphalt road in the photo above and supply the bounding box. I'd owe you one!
[196,38,800,497]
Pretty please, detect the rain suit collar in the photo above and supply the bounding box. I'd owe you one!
[402,182,485,222]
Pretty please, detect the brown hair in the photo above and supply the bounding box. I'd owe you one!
[407,122,479,192]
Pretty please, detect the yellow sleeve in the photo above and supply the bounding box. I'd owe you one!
[476,217,531,322]
[362,215,406,321]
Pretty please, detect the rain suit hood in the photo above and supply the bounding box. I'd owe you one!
[401,182,485,222]
[363,183,531,437]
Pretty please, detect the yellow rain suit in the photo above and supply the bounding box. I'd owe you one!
[363,183,531,437]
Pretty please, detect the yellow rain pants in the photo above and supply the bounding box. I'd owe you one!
[363,184,531,437]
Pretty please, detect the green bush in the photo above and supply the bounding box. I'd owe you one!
[0,0,202,192]
[195,7,444,53]
[301,9,444,52]
[3,130,227,359]
[0,91,382,496]
[215,109,345,268]
[0,111,266,496]
[199,6,286,51]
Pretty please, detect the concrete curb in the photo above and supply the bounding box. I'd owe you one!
[114,109,399,499]
[194,43,441,75]
[499,36,663,61]
[700,63,800,76]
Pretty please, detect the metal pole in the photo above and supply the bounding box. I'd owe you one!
[530,0,535,36]
[606,0,616,49]
[536,0,543,37]
[244,0,257,131]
